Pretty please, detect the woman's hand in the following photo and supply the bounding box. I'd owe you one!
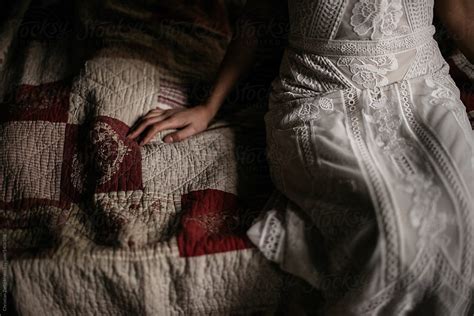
[127,0,279,146]
[127,105,217,145]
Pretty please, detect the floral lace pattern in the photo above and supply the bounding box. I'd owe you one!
[350,0,404,40]
[366,91,447,250]
[250,0,474,313]
[337,55,398,88]
[425,75,473,134]
[295,97,335,122]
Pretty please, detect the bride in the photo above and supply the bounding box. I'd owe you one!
[128,0,474,314]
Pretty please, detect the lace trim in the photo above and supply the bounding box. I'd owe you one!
[343,89,401,282]
[399,81,473,277]
[366,88,446,250]
[425,74,473,136]
[296,124,314,167]
[258,210,285,262]
[311,0,347,40]
[357,248,433,314]
[295,97,335,167]
[404,39,445,80]
[288,26,435,57]
[435,252,473,299]
[357,246,472,314]
[404,0,434,32]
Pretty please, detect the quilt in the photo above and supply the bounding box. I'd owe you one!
[0,0,286,314]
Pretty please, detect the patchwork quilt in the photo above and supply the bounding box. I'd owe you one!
[0,0,285,315]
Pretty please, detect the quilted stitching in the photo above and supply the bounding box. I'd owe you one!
[0,1,283,314]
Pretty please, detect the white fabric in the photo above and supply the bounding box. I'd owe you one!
[247,0,474,315]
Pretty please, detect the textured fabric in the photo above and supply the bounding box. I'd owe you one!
[247,0,474,315]
[449,52,474,129]
[0,0,284,314]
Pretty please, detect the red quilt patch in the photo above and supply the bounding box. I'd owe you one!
[0,80,71,123]
[177,189,255,257]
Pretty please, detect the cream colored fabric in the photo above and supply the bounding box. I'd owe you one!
[248,0,474,315]
[0,1,284,314]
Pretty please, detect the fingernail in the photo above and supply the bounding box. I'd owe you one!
[165,136,173,143]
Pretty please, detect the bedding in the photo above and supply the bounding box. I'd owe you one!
[0,0,285,314]
[0,0,472,315]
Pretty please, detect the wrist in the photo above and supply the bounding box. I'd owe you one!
[204,101,222,118]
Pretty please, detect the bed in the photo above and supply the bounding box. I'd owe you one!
[0,0,287,314]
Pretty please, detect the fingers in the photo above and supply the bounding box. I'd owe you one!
[127,107,209,145]
[134,108,168,126]
[163,125,200,143]
[127,116,165,140]
[127,109,172,140]
[140,116,187,145]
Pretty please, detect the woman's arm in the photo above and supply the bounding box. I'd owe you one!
[435,0,474,63]
[128,0,287,145]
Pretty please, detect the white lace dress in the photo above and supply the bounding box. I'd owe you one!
[246,0,474,314]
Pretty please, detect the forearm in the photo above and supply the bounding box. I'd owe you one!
[205,0,287,116]
[435,0,474,63]
[205,15,260,116]
[129,1,283,145]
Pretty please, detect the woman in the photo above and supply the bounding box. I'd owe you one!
[128,0,474,314]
